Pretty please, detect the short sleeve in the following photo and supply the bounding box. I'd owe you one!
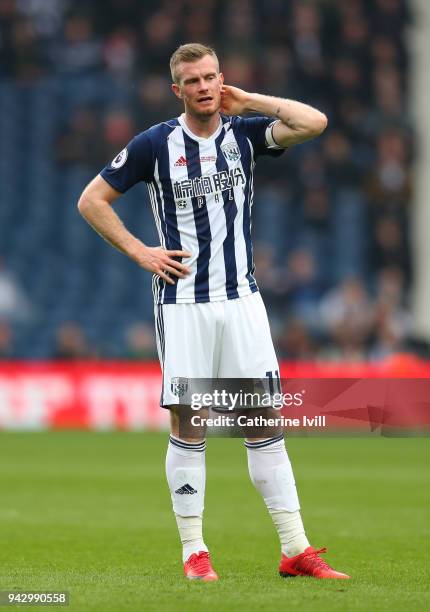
[239,116,285,159]
[100,131,154,193]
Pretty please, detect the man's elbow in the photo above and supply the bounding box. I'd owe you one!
[77,193,94,217]
[310,112,328,137]
[292,112,328,144]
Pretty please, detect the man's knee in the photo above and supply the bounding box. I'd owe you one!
[169,405,208,442]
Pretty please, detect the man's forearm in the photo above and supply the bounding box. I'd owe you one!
[245,93,326,131]
[245,93,327,145]
[78,199,144,262]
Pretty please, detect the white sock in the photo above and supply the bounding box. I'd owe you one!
[166,435,208,562]
[246,435,310,557]
[270,509,309,557]
[175,515,207,562]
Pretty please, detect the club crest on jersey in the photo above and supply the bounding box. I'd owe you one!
[221,142,241,162]
[176,200,187,209]
[111,148,128,169]
[171,377,189,397]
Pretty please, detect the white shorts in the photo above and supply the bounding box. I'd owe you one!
[154,292,279,407]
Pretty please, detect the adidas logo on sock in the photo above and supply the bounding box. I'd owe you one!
[174,155,187,167]
[175,483,197,495]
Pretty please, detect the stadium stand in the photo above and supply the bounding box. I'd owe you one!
[0,0,416,360]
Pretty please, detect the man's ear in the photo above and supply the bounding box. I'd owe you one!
[219,72,224,86]
[171,83,182,99]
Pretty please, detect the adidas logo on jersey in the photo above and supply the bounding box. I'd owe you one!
[174,155,216,167]
[175,483,197,495]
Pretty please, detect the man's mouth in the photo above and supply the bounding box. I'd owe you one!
[197,96,213,103]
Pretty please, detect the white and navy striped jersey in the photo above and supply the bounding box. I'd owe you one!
[100,114,284,304]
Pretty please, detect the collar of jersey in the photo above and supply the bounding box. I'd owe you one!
[178,114,224,142]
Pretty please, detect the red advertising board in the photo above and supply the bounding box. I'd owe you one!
[0,362,165,430]
[0,357,429,431]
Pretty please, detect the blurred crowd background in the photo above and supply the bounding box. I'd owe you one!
[0,0,423,362]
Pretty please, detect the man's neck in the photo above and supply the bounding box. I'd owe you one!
[182,112,221,138]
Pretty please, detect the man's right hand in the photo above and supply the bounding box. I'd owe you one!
[135,246,192,285]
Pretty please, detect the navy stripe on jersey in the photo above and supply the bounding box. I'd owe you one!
[183,132,212,303]
[215,130,239,300]
[157,136,182,303]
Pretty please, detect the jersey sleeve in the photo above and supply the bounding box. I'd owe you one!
[99,130,154,193]
[239,116,285,159]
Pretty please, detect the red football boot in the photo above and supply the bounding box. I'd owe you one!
[184,551,219,581]
[279,547,350,579]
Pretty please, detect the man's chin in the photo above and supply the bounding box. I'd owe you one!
[201,108,217,116]
[192,103,220,118]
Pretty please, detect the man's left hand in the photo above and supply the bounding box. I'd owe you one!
[220,85,249,116]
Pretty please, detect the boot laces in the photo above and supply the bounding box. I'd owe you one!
[188,551,211,573]
[299,547,331,573]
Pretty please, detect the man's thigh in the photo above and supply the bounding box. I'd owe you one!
[218,292,280,379]
[155,302,222,407]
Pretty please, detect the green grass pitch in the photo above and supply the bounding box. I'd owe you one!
[0,432,429,611]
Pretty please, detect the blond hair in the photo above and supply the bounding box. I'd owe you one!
[170,43,219,84]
